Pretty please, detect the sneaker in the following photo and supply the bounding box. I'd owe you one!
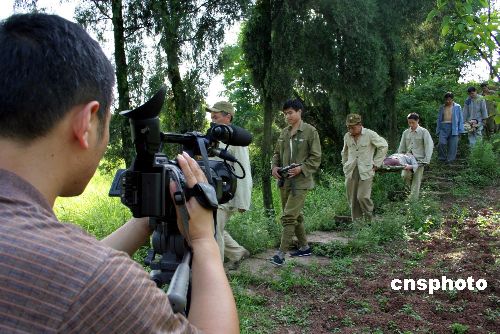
[290,247,312,257]
[270,255,285,266]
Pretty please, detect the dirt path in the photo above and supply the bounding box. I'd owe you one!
[230,184,499,333]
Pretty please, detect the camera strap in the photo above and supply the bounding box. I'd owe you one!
[169,167,193,245]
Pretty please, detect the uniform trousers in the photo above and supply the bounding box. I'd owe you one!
[279,187,308,253]
[402,165,425,200]
[216,209,248,262]
[345,166,374,221]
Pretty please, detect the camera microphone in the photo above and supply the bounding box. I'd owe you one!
[210,124,253,146]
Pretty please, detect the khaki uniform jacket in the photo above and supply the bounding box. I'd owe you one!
[341,128,388,181]
[397,126,434,163]
[215,143,252,211]
[272,120,322,189]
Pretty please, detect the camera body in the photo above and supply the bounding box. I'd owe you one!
[109,86,252,305]
[277,163,302,187]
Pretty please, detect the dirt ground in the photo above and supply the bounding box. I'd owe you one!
[237,186,499,333]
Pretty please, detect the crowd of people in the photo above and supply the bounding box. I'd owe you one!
[0,12,498,333]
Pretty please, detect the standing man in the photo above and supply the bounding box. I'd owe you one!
[398,113,434,200]
[480,82,498,138]
[206,101,252,270]
[270,99,321,266]
[436,92,464,163]
[341,114,388,221]
[463,86,488,147]
[0,13,238,334]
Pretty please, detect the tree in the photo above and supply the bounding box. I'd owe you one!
[427,0,499,81]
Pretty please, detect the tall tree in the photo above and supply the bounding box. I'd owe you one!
[242,0,304,213]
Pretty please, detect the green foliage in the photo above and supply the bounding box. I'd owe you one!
[467,138,500,178]
[450,322,470,334]
[54,172,131,240]
[428,0,500,81]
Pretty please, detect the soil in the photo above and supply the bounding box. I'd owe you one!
[232,186,500,333]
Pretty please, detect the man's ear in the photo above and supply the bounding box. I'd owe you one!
[72,101,100,149]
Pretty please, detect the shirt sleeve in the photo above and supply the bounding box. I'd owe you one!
[457,105,465,133]
[480,98,488,120]
[301,128,322,178]
[371,132,388,167]
[60,250,201,334]
[422,129,434,163]
[231,146,252,210]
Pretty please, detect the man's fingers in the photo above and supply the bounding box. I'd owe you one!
[182,152,207,183]
[177,154,197,187]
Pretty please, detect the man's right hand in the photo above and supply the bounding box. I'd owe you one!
[170,152,215,244]
[271,166,282,179]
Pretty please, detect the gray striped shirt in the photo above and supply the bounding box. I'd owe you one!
[0,169,200,333]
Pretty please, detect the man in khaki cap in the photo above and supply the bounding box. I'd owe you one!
[206,101,252,270]
[341,113,388,221]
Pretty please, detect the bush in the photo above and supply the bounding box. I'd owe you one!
[468,139,499,179]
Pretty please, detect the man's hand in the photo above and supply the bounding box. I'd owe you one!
[170,152,214,244]
[404,164,413,171]
[372,165,379,171]
[287,165,302,178]
[271,166,281,179]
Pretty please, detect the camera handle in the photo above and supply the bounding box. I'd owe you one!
[146,217,192,315]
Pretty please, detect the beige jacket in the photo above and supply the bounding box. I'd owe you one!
[341,127,388,180]
[217,144,252,211]
[397,126,434,163]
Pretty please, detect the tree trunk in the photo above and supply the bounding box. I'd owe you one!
[111,0,134,166]
[261,94,274,215]
[160,0,191,133]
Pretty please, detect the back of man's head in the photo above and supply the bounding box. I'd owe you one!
[0,13,115,141]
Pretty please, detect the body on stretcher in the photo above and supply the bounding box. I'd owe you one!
[378,153,425,173]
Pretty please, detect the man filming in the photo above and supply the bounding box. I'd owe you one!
[0,13,238,334]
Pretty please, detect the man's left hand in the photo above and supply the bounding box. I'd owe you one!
[288,165,302,177]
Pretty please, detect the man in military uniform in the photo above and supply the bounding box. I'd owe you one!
[341,114,388,221]
[397,113,434,200]
[206,101,252,270]
[270,99,322,266]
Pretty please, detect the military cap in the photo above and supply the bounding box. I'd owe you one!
[346,113,362,126]
[205,101,235,116]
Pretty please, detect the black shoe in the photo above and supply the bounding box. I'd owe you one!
[270,255,285,266]
[290,247,312,257]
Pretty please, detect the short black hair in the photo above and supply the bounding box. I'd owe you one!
[282,99,304,112]
[480,82,488,88]
[444,92,454,99]
[467,86,477,93]
[0,13,115,141]
[407,113,420,121]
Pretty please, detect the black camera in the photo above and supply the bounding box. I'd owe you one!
[109,86,252,313]
[277,163,302,187]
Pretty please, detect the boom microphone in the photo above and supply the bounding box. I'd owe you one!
[210,124,253,146]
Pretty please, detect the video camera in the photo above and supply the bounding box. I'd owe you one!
[109,86,252,314]
[277,163,302,187]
